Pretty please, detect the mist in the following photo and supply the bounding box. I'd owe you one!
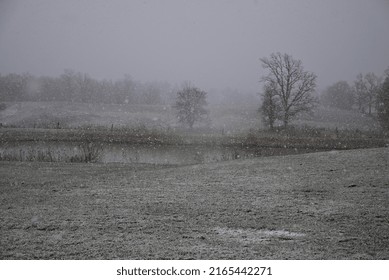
[1,0,389,94]
[2,0,389,264]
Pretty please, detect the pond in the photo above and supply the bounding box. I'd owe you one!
[0,141,320,165]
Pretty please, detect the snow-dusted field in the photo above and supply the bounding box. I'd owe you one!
[0,102,260,133]
[0,101,380,132]
[1,147,388,259]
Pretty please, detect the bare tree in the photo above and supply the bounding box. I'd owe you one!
[365,72,382,115]
[321,81,354,110]
[354,73,367,113]
[260,53,317,128]
[377,72,389,131]
[353,72,382,115]
[174,84,208,128]
[261,81,281,129]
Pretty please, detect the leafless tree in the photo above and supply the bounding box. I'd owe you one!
[260,81,281,129]
[354,73,368,113]
[377,71,389,131]
[174,83,208,128]
[365,73,382,115]
[353,72,382,115]
[321,81,354,110]
[260,53,317,128]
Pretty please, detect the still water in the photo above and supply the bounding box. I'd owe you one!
[0,141,317,165]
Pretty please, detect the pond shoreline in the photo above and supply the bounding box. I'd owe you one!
[1,127,387,148]
[0,140,328,164]
[1,127,387,164]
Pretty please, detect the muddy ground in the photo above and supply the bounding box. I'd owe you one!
[0,147,388,259]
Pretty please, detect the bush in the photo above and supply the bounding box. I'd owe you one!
[79,142,103,163]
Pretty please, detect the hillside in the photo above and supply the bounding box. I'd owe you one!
[1,147,388,259]
[0,102,380,133]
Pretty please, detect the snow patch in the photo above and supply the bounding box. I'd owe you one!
[215,227,305,243]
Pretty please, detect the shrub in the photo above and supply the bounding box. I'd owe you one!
[79,142,103,163]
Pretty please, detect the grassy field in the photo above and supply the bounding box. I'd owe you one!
[0,101,260,133]
[1,147,388,259]
[1,101,386,150]
[1,102,388,259]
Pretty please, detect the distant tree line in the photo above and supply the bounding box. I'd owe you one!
[319,69,389,131]
[259,52,389,131]
[377,69,389,131]
[320,72,384,115]
[0,70,174,105]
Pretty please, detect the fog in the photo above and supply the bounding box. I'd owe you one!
[1,0,389,93]
[2,1,389,264]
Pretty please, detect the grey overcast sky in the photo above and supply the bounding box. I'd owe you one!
[0,0,388,92]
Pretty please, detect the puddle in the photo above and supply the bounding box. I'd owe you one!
[215,227,305,243]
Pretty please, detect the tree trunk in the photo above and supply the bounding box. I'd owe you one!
[269,121,274,130]
[188,119,194,129]
[283,112,289,128]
